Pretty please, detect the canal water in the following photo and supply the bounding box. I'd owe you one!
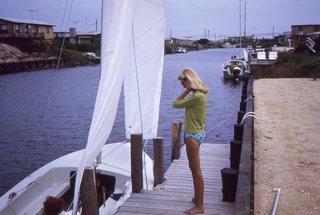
[0,48,243,195]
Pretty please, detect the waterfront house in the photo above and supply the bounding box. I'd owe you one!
[54,28,101,45]
[274,31,292,47]
[0,17,55,40]
[76,31,101,44]
[291,24,320,47]
[171,37,194,46]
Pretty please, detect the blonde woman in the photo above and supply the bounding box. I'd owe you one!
[173,68,208,214]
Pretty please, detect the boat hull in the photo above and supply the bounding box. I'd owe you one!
[0,143,154,215]
[223,68,250,79]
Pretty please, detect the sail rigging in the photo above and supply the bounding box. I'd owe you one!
[124,1,165,139]
[72,0,165,213]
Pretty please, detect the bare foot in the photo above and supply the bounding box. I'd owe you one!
[184,206,204,214]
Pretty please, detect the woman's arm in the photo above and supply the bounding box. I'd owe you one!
[176,89,191,100]
[173,89,197,109]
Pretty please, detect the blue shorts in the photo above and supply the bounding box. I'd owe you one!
[185,131,205,145]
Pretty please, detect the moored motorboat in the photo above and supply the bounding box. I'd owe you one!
[222,57,250,80]
[222,0,250,80]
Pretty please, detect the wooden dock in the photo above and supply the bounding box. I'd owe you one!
[116,143,234,215]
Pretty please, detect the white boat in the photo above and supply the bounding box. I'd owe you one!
[249,48,278,65]
[0,0,165,214]
[176,47,187,53]
[221,42,236,48]
[82,52,100,60]
[222,58,250,80]
[222,0,251,80]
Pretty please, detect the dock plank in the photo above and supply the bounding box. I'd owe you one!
[115,143,234,215]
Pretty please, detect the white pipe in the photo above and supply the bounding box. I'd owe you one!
[271,188,281,215]
[243,111,260,120]
[241,114,260,124]
[241,112,261,124]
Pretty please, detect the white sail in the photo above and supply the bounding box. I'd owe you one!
[72,0,165,213]
[72,0,134,213]
[124,1,165,139]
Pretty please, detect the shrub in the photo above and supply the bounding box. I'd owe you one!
[252,52,320,78]
[61,49,89,65]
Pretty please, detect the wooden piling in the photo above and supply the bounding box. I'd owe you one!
[241,94,247,102]
[171,121,182,162]
[153,137,164,186]
[80,169,99,215]
[234,123,244,142]
[221,168,239,202]
[230,140,242,170]
[237,111,246,124]
[131,133,143,193]
[242,87,247,95]
[240,101,246,112]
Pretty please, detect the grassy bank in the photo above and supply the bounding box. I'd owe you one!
[46,41,100,66]
[1,40,100,66]
[58,49,93,66]
[252,52,320,79]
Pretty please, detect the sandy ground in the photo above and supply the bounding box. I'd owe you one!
[253,78,320,215]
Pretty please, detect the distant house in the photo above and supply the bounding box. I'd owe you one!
[274,31,292,47]
[291,24,320,47]
[225,35,254,47]
[0,17,55,40]
[165,38,173,47]
[227,35,254,43]
[171,37,194,46]
[54,28,100,45]
[76,31,101,44]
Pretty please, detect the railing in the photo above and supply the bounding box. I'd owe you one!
[0,32,45,39]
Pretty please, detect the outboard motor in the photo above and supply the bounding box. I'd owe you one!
[232,66,241,79]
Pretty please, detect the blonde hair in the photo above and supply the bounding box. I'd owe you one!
[178,68,208,94]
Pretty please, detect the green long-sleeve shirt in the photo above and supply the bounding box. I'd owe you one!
[172,90,206,133]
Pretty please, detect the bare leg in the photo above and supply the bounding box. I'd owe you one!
[184,137,204,214]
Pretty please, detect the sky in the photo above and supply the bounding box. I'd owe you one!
[0,0,319,40]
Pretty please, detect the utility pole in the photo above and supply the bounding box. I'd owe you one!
[244,1,246,38]
[272,26,275,38]
[239,0,242,49]
[95,18,98,31]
